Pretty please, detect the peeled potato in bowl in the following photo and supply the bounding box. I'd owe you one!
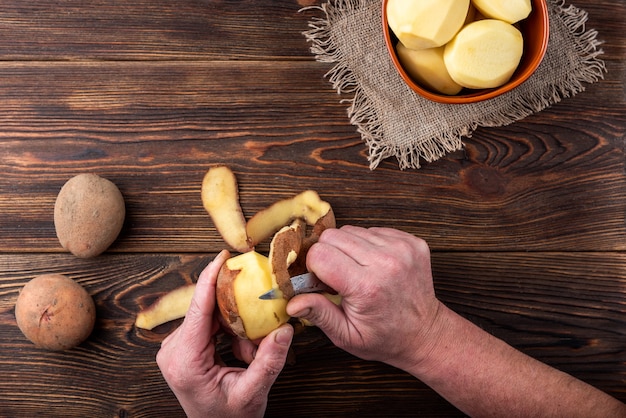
[444,19,524,89]
[382,0,549,103]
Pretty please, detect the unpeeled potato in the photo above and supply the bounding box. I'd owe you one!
[54,173,125,258]
[15,274,96,351]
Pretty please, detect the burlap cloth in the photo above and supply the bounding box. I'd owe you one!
[302,0,606,169]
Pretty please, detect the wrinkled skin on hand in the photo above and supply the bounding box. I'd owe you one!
[287,225,443,372]
[157,250,294,418]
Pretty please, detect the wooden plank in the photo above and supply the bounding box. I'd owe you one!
[0,0,315,60]
[0,60,624,252]
[0,0,623,416]
[432,252,626,389]
[0,252,624,416]
[0,1,623,61]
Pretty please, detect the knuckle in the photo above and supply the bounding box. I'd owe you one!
[412,236,430,254]
[262,357,285,377]
[304,307,329,329]
[157,354,190,391]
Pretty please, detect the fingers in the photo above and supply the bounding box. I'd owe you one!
[309,226,399,273]
[190,250,230,317]
[306,242,360,295]
[287,293,347,343]
[175,250,230,353]
[306,226,382,295]
[156,328,177,371]
[160,324,182,348]
[157,251,230,378]
[315,226,379,266]
[307,226,395,294]
[337,225,392,247]
[232,336,258,364]
[240,324,294,394]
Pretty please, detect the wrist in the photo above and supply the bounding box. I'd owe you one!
[392,302,460,378]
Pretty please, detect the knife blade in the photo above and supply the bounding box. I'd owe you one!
[258,272,334,300]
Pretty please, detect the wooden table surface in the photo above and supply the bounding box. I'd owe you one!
[0,1,624,416]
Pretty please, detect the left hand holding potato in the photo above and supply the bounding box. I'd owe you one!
[156,250,294,418]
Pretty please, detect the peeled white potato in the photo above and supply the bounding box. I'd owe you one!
[471,0,531,24]
[444,19,524,89]
[387,0,470,50]
[396,42,463,95]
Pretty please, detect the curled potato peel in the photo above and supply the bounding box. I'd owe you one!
[135,284,196,330]
[201,166,252,253]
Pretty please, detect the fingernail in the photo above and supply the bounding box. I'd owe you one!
[275,327,293,346]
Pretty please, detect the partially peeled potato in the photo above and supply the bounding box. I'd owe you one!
[216,191,336,340]
[136,165,336,340]
[216,250,290,340]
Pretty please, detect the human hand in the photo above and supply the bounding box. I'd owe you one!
[157,250,294,418]
[286,226,444,371]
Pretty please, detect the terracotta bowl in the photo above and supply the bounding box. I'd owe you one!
[382,0,550,104]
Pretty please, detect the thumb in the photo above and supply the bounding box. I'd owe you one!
[243,324,293,389]
[287,293,345,339]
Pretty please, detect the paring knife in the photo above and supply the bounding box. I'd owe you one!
[258,272,334,300]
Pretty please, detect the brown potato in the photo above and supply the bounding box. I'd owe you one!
[15,274,96,351]
[54,173,125,258]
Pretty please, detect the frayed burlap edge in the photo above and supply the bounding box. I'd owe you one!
[301,0,606,170]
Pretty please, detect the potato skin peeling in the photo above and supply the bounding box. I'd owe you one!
[201,166,252,253]
[246,190,331,246]
[269,220,305,300]
[137,166,335,340]
[216,205,335,340]
[135,284,196,330]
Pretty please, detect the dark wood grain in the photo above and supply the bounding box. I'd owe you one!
[0,252,624,416]
[0,0,316,60]
[0,0,624,416]
[0,60,623,253]
[0,1,623,60]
